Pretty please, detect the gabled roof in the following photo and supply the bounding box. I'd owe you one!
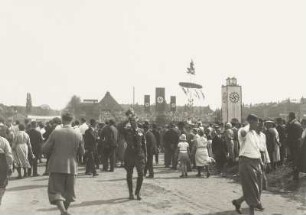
[99,91,123,112]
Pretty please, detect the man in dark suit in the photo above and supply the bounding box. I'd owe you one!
[286,112,303,180]
[163,123,180,169]
[84,119,99,176]
[100,120,117,172]
[27,121,43,176]
[144,121,157,178]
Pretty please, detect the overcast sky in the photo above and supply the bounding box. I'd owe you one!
[0,0,305,110]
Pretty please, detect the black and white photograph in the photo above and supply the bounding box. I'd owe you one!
[0,1,305,215]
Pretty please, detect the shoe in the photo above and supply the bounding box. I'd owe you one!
[108,170,114,172]
[93,173,99,177]
[207,172,211,178]
[136,194,142,200]
[180,174,185,178]
[196,174,201,177]
[232,200,242,214]
[43,172,49,176]
[32,174,40,177]
[146,175,154,179]
[185,173,188,177]
[85,172,92,175]
[255,204,264,211]
[129,194,135,200]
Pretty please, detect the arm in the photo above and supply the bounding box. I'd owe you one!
[3,138,13,168]
[42,132,55,156]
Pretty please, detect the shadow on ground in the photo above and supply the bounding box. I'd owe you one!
[7,184,47,192]
[37,197,130,212]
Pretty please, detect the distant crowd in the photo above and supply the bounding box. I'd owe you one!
[1,111,306,214]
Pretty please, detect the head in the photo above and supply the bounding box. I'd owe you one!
[30,121,37,128]
[15,120,20,125]
[246,114,259,130]
[130,118,138,130]
[276,118,283,126]
[257,119,264,133]
[198,128,205,137]
[288,112,296,122]
[225,122,232,129]
[61,113,73,125]
[109,119,116,126]
[179,134,187,142]
[18,124,26,131]
[81,118,86,124]
[74,120,80,126]
[89,119,96,128]
[143,121,150,131]
[52,117,62,126]
[265,120,275,129]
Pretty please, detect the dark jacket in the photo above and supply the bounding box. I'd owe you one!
[145,130,157,155]
[100,125,117,149]
[27,128,43,156]
[84,127,98,152]
[123,126,146,163]
[163,128,180,150]
[287,119,303,148]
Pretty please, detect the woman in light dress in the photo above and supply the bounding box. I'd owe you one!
[194,128,213,178]
[12,124,34,179]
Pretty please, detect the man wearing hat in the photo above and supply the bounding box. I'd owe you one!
[121,113,146,200]
[232,114,264,215]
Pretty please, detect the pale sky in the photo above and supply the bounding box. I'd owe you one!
[0,0,305,110]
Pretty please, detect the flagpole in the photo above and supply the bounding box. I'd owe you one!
[133,86,135,108]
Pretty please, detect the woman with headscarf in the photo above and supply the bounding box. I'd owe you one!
[12,124,34,179]
[194,128,213,178]
[0,132,13,205]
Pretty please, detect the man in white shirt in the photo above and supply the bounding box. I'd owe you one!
[79,118,89,136]
[232,114,264,215]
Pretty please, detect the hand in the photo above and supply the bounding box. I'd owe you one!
[32,154,36,159]
[240,129,247,137]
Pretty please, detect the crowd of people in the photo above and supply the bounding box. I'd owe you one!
[0,110,306,215]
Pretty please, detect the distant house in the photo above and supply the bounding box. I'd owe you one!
[80,91,124,121]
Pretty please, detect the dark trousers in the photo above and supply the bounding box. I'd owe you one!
[144,154,154,176]
[155,153,159,164]
[102,148,115,171]
[29,156,38,176]
[164,148,171,167]
[125,160,144,195]
[85,151,96,174]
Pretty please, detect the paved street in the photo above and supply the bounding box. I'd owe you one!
[1,157,306,215]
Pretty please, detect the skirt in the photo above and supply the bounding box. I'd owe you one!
[0,154,8,188]
[178,152,190,165]
[195,148,210,166]
[239,156,262,207]
[13,143,31,168]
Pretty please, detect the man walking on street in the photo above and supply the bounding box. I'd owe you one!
[42,112,84,215]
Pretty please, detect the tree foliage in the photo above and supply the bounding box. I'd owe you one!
[65,95,82,118]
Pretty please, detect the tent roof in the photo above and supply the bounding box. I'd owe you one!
[99,91,123,111]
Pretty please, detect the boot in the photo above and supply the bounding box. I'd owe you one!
[127,177,134,200]
[17,167,22,179]
[135,176,143,200]
[0,188,5,205]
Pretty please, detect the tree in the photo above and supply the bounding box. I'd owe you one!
[65,95,82,118]
[26,93,32,115]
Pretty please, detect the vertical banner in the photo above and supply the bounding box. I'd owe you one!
[144,95,150,112]
[227,86,242,123]
[221,86,228,123]
[170,96,176,112]
[155,88,165,113]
